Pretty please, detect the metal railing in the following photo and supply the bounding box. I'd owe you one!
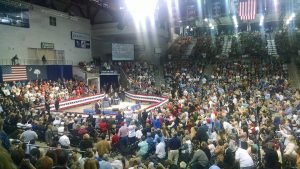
[0,58,74,65]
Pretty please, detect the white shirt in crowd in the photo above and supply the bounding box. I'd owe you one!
[208,143,216,155]
[128,125,136,138]
[210,131,218,142]
[53,118,61,126]
[155,142,166,159]
[235,148,254,168]
[58,134,70,147]
[58,126,65,135]
[136,129,143,139]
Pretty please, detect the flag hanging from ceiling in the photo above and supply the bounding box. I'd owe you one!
[2,66,28,82]
[238,0,257,20]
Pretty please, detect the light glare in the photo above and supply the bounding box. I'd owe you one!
[125,0,158,21]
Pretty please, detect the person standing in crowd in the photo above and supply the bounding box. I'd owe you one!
[95,100,101,114]
[235,146,254,169]
[55,97,60,111]
[155,138,166,160]
[45,123,58,146]
[45,100,51,113]
[128,121,136,144]
[118,121,128,151]
[168,132,181,165]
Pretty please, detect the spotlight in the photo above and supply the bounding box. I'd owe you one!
[204,18,208,22]
[291,13,296,18]
[186,26,189,29]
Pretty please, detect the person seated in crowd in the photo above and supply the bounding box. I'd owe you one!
[20,125,38,144]
[58,131,70,149]
[137,136,149,157]
[79,134,93,152]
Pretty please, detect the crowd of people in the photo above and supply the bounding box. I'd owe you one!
[78,61,97,73]
[168,37,192,59]
[118,61,160,95]
[0,79,97,113]
[1,40,300,169]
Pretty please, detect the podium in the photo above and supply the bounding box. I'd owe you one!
[112,98,120,105]
[102,101,110,108]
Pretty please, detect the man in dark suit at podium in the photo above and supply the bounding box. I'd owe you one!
[95,100,101,114]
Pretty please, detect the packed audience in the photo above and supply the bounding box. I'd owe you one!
[78,61,97,73]
[168,37,192,59]
[117,61,160,95]
[1,40,300,169]
[0,79,97,111]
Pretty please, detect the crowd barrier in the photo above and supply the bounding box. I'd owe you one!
[124,92,169,112]
[43,94,105,111]
[36,92,168,114]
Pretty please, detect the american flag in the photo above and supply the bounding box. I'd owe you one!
[238,0,256,20]
[2,66,27,82]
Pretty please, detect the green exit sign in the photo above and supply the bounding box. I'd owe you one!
[41,42,54,49]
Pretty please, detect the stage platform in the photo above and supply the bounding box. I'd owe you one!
[62,101,151,115]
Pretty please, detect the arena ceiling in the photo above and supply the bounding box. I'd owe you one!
[19,0,121,24]
[8,0,300,27]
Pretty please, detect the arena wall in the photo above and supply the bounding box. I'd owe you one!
[0,4,92,65]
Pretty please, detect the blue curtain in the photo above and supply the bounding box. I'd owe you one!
[46,65,73,81]
[100,75,119,88]
[63,65,72,80]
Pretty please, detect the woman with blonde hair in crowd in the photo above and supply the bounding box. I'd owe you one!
[35,156,53,169]
[161,124,170,139]
[84,158,99,169]
[284,135,298,163]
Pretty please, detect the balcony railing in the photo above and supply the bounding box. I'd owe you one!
[0,58,74,65]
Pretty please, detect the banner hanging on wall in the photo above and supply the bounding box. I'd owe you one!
[75,40,90,49]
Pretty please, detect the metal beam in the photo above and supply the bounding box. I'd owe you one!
[90,6,101,24]
[87,1,91,18]
[76,5,86,18]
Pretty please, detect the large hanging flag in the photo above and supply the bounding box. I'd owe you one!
[238,0,257,20]
[2,66,27,82]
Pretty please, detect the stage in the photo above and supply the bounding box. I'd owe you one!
[62,100,151,115]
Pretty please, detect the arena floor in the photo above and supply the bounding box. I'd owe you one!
[62,100,151,114]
